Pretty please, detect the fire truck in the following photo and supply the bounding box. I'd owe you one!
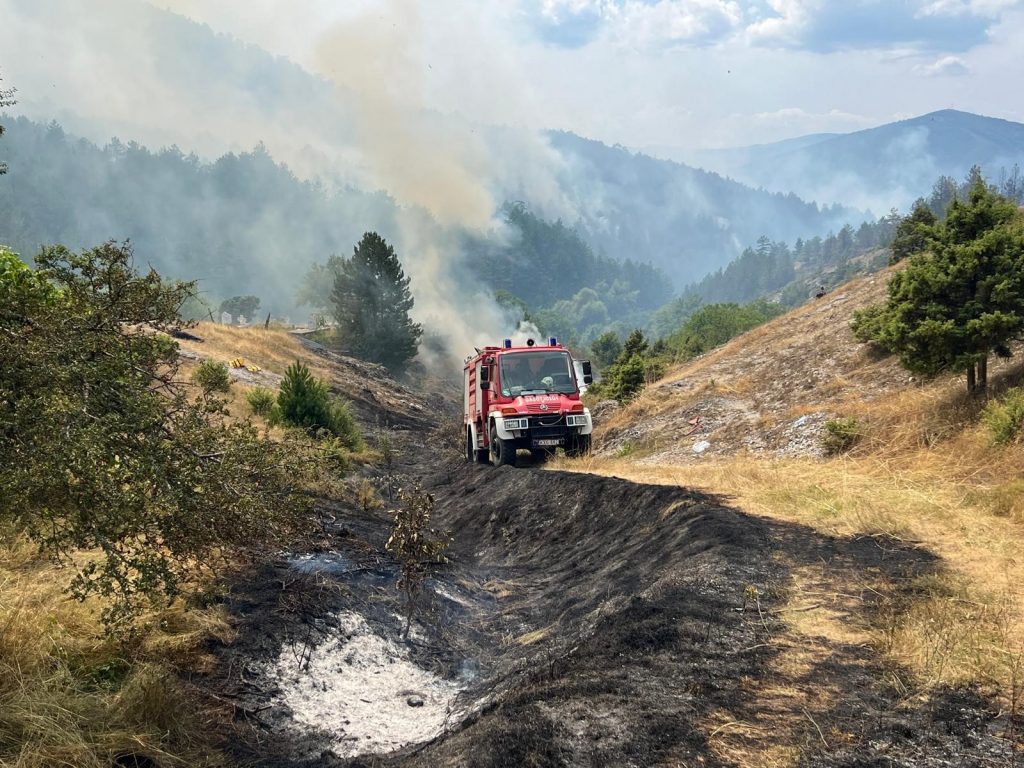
[464,337,594,467]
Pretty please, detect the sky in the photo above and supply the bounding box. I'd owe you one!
[139,0,1024,150]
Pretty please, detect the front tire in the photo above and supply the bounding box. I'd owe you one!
[490,424,517,467]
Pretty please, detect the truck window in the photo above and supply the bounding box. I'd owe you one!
[499,351,576,395]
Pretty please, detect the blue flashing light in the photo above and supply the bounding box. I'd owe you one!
[549,337,558,346]
[503,338,512,348]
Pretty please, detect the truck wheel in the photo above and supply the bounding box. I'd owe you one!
[566,434,591,458]
[489,424,517,467]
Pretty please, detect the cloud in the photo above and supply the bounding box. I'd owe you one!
[608,0,744,47]
[527,0,745,48]
[914,54,972,75]
[745,0,1012,52]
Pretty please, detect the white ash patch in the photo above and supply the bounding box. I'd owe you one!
[268,611,462,758]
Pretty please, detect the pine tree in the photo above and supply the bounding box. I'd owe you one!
[889,201,938,263]
[331,232,422,374]
[854,178,1024,395]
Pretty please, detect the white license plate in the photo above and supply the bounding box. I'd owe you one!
[534,439,561,446]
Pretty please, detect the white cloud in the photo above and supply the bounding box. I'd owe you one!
[607,0,744,47]
[918,0,1021,17]
[914,54,971,75]
[744,0,818,46]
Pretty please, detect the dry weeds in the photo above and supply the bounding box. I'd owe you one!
[0,529,232,766]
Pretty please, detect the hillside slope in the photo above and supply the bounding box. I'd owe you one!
[597,264,1023,465]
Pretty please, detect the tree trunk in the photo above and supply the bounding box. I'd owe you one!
[967,364,976,394]
[978,356,988,394]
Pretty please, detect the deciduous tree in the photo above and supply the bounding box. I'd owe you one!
[0,242,316,625]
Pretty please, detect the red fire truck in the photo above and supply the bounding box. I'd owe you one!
[464,337,594,467]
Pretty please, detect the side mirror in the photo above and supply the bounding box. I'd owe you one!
[479,365,490,388]
[581,360,593,385]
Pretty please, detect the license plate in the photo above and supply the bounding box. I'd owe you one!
[533,439,561,447]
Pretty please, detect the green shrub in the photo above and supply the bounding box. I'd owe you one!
[246,387,276,416]
[192,360,231,393]
[822,417,861,454]
[983,388,1024,445]
[267,403,283,427]
[277,361,363,447]
[850,303,889,344]
[327,400,363,451]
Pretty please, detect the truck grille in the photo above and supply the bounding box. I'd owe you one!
[524,402,557,414]
[528,414,566,439]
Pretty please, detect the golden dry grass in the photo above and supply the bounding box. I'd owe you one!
[554,439,1024,767]
[552,431,1024,705]
[0,530,233,766]
[179,322,334,382]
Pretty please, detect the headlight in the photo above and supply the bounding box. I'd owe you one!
[566,414,589,427]
[503,418,529,430]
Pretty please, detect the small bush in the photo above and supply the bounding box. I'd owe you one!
[327,400,363,451]
[822,417,861,454]
[192,360,231,393]
[850,303,889,344]
[246,386,276,416]
[983,388,1024,445]
[277,361,363,447]
[267,403,283,427]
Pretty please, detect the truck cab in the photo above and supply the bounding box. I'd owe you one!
[464,338,594,467]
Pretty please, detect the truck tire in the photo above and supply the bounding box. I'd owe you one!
[489,424,517,467]
[566,434,591,458]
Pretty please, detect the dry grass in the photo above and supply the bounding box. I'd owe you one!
[552,446,1024,714]
[0,533,235,766]
[180,322,334,382]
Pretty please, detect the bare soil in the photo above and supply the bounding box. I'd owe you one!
[199,446,1018,767]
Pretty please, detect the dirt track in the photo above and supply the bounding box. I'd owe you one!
[202,430,1017,767]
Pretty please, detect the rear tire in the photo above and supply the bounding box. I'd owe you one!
[490,424,517,467]
[566,434,591,458]
[465,429,474,462]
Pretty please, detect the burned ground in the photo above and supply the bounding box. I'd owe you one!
[200,442,1018,767]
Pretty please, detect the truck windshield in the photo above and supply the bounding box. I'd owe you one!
[499,351,576,395]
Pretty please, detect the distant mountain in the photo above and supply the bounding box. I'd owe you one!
[676,110,1024,213]
[543,131,859,285]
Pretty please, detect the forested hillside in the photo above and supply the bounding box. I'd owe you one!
[0,116,399,311]
[548,131,858,283]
